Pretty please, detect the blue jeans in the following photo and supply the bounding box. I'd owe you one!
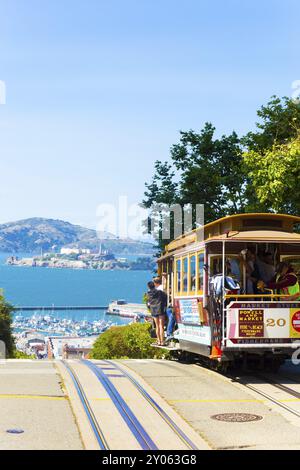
[166,307,176,337]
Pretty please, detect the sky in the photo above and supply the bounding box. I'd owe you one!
[0,0,298,235]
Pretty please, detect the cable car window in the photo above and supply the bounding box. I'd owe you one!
[198,252,204,292]
[162,260,167,274]
[190,255,196,292]
[210,256,222,276]
[183,257,188,292]
[176,259,181,293]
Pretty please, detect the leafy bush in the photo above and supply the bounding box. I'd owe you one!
[0,296,15,357]
[0,295,34,359]
[13,350,35,359]
[90,323,170,360]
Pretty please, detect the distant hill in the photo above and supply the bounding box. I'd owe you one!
[0,218,155,255]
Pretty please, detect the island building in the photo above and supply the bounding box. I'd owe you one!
[60,248,91,255]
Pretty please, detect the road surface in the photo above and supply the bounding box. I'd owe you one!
[2,359,300,449]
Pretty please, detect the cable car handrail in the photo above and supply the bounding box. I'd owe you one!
[224,294,291,299]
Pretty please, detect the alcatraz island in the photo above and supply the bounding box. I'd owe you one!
[6,247,155,271]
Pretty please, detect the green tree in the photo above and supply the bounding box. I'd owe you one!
[144,95,300,253]
[0,296,15,357]
[243,96,300,152]
[171,124,247,218]
[243,96,300,214]
[243,135,300,214]
[143,161,179,251]
[143,123,248,251]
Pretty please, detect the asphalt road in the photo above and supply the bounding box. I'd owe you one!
[123,359,300,450]
[2,358,300,450]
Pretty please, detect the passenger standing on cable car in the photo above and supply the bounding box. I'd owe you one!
[153,277,163,291]
[147,281,167,346]
[241,248,261,294]
[259,262,300,301]
[154,277,175,342]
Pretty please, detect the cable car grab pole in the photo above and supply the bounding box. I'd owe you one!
[222,240,226,347]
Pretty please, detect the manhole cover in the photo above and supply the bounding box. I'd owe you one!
[6,428,24,434]
[211,413,263,423]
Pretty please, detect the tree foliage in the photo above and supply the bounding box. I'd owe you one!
[171,123,247,218]
[243,96,300,151]
[0,296,15,357]
[90,323,170,360]
[143,96,300,252]
[143,124,248,250]
[243,135,300,214]
[242,96,300,214]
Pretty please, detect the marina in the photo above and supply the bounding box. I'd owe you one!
[107,300,151,319]
[13,314,117,359]
[13,314,113,337]
[12,300,150,358]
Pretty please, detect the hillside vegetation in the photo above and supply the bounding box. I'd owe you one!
[0,218,154,255]
[90,323,170,360]
[0,296,16,358]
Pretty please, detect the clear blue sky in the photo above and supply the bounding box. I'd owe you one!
[0,0,298,231]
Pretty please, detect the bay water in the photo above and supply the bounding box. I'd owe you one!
[0,253,152,325]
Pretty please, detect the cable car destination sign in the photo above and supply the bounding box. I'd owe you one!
[239,309,264,337]
[226,302,300,346]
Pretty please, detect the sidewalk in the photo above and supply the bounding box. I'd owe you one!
[0,360,83,450]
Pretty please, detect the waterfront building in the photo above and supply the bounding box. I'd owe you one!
[47,336,98,359]
[60,248,80,255]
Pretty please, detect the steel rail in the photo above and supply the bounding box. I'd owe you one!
[62,360,109,450]
[83,359,158,450]
[103,360,199,450]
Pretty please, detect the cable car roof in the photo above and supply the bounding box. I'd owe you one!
[160,213,300,259]
[206,230,300,243]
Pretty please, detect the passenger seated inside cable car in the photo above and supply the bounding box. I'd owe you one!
[258,261,300,301]
[256,249,276,283]
[208,241,300,297]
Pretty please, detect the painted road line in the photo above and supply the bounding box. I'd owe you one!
[83,359,158,451]
[169,398,300,403]
[104,360,199,451]
[169,399,265,403]
[240,381,300,419]
[0,394,66,400]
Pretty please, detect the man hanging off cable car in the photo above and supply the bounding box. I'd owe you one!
[258,261,300,301]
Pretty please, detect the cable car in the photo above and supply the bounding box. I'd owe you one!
[158,213,300,371]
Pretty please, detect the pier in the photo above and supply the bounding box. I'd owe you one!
[13,306,108,311]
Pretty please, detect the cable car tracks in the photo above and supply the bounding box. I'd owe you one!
[62,360,110,450]
[62,359,201,451]
[239,380,300,419]
[231,371,300,420]
[83,360,157,450]
[102,360,199,450]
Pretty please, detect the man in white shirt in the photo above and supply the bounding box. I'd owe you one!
[153,277,164,291]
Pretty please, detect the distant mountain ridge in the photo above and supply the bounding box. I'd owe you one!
[0,218,154,255]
